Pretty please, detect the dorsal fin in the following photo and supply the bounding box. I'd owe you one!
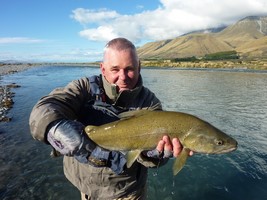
[118,110,151,120]
[118,103,161,120]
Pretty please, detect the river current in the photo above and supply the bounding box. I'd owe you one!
[0,66,267,200]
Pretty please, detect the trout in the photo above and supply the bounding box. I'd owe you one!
[85,110,238,175]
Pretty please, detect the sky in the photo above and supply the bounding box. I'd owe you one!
[1,0,267,63]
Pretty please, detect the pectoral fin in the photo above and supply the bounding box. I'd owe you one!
[173,148,190,175]
[126,150,142,168]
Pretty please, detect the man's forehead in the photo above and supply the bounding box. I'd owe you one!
[103,48,138,61]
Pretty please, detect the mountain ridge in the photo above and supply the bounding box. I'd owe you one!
[137,16,267,59]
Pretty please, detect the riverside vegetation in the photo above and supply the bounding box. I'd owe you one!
[140,51,267,70]
[141,59,267,70]
[141,57,267,70]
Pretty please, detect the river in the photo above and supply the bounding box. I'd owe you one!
[0,65,267,200]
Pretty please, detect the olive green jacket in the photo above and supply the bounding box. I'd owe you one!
[29,75,164,199]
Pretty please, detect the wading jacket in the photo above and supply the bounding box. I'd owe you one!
[29,74,163,199]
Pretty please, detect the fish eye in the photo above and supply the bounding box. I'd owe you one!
[215,139,224,145]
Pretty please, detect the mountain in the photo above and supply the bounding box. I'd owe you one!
[137,16,267,59]
[236,36,267,57]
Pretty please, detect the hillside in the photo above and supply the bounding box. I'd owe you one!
[137,16,267,60]
[236,36,267,58]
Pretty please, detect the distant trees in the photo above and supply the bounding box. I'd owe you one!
[172,56,198,62]
[203,51,239,60]
[171,51,239,62]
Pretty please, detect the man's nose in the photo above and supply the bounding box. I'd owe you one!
[119,69,127,80]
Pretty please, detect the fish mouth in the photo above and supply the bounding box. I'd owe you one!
[216,146,238,154]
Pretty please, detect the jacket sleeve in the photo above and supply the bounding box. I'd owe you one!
[29,77,91,143]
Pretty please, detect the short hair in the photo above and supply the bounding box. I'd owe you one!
[103,38,139,64]
[104,38,136,52]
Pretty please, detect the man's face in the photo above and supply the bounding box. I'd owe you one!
[100,48,140,92]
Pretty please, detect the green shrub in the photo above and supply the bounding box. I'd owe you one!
[204,51,239,60]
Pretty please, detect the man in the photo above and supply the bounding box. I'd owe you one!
[29,38,192,200]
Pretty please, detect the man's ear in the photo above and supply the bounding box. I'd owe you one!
[138,60,141,73]
[100,62,105,75]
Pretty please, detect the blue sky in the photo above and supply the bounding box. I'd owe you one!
[1,0,267,62]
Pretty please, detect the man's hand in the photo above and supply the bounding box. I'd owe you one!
[143,135,193,159]
[156,135,194,158]
[47,119,126,174]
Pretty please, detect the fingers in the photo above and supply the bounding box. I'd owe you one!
[189,150,194,156]
[156,136,180,158]
[162,135,173,152]
[162,136,174,158]
[156,135,194,158]
[172,138,182,157]
[172,138,194,157]
[161,136,182,157]
[156,138,165,153]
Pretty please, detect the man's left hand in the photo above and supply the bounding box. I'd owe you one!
[156,135,194,158]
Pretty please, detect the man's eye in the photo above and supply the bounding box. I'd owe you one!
[126,67,135,72]
[111,68,119,72]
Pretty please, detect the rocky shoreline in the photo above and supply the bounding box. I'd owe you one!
[0,63,42,76]
[0,63,95,122]
[0,83,20,122]
[0,63,41,122]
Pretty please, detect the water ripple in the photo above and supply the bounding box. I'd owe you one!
[1,67,267,200]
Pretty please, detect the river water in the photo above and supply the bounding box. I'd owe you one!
[0,66,267,200]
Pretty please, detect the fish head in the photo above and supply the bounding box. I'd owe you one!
[183,122,238,154]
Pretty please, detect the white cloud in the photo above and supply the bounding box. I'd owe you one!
[0,37,44,44]
[79,26,118,41]
[71,8,119,25]
[72,0,267,44]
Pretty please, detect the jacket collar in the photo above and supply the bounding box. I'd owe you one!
[102,75,143,106]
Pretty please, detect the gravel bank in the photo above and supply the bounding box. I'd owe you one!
[0,63,94,122]
[0,83,20,122]
[0,63,42,76]
[0,64,41,122]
